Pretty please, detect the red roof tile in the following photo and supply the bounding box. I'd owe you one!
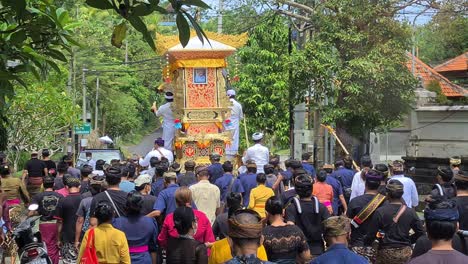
[406,53,467,98]
[434,52,468,72]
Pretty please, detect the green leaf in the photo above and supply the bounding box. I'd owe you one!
[127,15,147,33]
[45,59,61,73]
[181,0,211,9]
[45,49,67,62]
[56,8,70,25]
[63,22,82,30]
[111,22,127,48]
[132,4,153,16]
[0,72,15,81]
[176,13,190,47]
[183,11,210,46]
[127,16,155,50]
[9,30,26,45]
[85,0,114,10]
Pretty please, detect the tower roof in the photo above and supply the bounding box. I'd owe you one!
[406,53,467,98]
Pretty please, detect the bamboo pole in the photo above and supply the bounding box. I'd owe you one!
[244,115,250,148]
[321,124,359,170]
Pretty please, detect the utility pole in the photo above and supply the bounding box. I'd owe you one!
[95,74,100,131]
[125,41,129,66]
[217,0,223,33]
[82,68,87,123]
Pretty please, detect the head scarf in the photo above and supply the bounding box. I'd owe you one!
[228,209,263,239]
[365,169,383,183]
[386,179,404,192]
[323,216,351,237]
[252,132,264,141]
[450,157,461,166]
[425,200,459,221]
[154,137,165,146]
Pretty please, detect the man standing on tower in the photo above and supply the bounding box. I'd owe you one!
[151,91,175,150]
[225,89,243,160]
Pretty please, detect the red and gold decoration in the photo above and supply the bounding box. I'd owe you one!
[156,31,247,166]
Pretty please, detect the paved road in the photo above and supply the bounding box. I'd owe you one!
[127,128,163,156]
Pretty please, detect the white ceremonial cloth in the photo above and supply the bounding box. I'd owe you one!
[139,147,174,167]
[155,102,175,150]
[242,143,269,174]
[225,98,243,156]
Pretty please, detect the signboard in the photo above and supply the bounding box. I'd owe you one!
[74,123,91,135]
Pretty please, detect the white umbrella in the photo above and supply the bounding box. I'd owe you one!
[99,136,113,144]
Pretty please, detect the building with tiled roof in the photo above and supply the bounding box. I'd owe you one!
[406,52,467,98]
[434,52,468,74]
[434,52,468,87]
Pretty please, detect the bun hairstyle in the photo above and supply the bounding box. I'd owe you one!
[227,192,243,218]
[437,166,453,183]
[42,149,50,157]
[95,159,106,170]
[316,170,327,182]
[265,196,283,215]
[0,164,10,176]
[222,161,233,172]
[295,174,313,198]
[126,191,144,215]
[94,201,115,224]
[173,206,195,235]
[105,166,122,185]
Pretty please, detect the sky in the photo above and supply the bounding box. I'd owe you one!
[200,0,434,25]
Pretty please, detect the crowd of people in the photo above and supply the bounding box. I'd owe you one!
[0,143,467,264]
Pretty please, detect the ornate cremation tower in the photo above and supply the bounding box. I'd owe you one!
[156,32,247,165]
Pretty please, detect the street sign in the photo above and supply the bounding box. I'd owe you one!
[74,123,91,135]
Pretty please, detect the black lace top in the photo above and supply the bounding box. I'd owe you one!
[262,225,309,262]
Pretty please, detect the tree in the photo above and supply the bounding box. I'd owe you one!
[0,0,77,150]
[6,77,79,170]
[101,90,142,139]
[236,15,292,150]
[417,2,468,64]
[277,0,418,154]
[84,0,212,50]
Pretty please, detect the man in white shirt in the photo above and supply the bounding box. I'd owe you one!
[151,91,175,150]
[139,138,174,167]
[242,132,269,174]
[189,166,220,224]
[225,89,243,160]
[389,160,419,208]
[350,155,372,201]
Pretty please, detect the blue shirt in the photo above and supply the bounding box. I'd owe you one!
[151,178,165,197]
[215,173,236,202]
[302,162,316,177]
[113,215,158,264]
[325,176,343,215]
[236,173,257,207]
[226,255,274,264]
[154,184,179,215]
[311,244,368,264]
[208,163,224,184]
[119,180,135,193]
[331,167,355,188]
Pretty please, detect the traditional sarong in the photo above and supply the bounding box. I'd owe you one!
[352,246,376,263]
[375,246,412,264]
[61,242,78,264]
[39,221,59,264]
[26,176,43,197]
